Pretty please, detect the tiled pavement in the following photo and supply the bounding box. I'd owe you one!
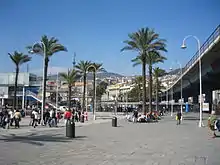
[0,113,219,165]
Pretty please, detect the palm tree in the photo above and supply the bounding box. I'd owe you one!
[153,67,166,111]
[88,63,105,115]
[27,35,67,111]
[60,69,78,111]
[75,60,91,111]
[121,28,167,114]
[9,51,31,110]
[132,52,167,112]
[134,76,143,102]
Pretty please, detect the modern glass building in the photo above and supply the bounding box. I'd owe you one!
[0,72,40,107]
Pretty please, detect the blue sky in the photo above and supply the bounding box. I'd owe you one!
[0,0,219,76]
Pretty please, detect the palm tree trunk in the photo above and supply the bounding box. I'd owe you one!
[93,71,95,115]
[68,85,71,111]
[42,60,48,112]
[82,74,86,112]
[142,62,147,115]
[138,84,141,102]
[156,78,158,111]
[13,66,19,110]
[149,65,153,112]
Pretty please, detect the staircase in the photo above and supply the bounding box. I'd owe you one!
[26,90,58,109]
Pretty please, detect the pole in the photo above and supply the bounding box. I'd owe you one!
[86,76,88,112]
[41,42,46,125]
[22,86,25,110]
[198,40,204,127]
[182,35,204,127]
[56,72,59,116]
[166,85,169,109]
[94,70,96,120]
[180,65,183,119]
[171,86,173,117]
[126,92,128,110]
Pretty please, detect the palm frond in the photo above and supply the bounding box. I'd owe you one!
[60,69,77,86]
[131,57,142,67]
[28,35,67,58]
[9,51,31,66]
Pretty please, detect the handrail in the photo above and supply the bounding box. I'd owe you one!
[169,25,220,89]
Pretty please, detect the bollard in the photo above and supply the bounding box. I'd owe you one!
[66,119,75,138]
[112,116,117,127]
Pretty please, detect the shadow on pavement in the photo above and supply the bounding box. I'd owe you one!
[0,133,87,146]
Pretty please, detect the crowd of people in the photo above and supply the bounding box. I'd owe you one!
[0,109,25,129]
[126,109,163,123]
[0,106,90,130]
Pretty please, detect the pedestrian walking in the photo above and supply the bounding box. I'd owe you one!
[8,109,14,126]
[49,109,57,127]
[31,109,38,128]
[176,111,182,125]
[64,110,72,125]
[14,110,21,128]
[208,111,218,138]
[133,110,138,123]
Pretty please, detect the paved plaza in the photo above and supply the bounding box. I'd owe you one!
[0,113,219,165]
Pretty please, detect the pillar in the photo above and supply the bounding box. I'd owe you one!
[183,96,188,103]
[192,95,198,104]
[205,90,212,112]
[1,98,4,106]
[22,86,25,110]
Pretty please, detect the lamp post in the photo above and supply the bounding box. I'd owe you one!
[181,35,204,127]
[171,85,174,117]
[0,92,4,107]
[86,65,97,120]
[176,61,183,119]
[22,85,25,110]
[22,84,29,110]
[166,68,173,116]
[55,72,59,116]
[31,42,46,125]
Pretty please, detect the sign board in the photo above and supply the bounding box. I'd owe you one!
[202,103,209,111]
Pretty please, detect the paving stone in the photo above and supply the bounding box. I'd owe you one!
[0,113,219,165]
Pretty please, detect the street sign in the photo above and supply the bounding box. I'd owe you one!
[202,103,209,111]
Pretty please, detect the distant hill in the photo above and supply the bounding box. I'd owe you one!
[45,71,124,81]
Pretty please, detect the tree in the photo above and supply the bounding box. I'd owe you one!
[134,76,143,102]
[88,63,105,114]
[60,69,78,111]
[127,86,140,102]
[121,28,167,114]
[96,81,108,99]
[153,67,166,111]
[75,60,91,111]
[27,35,67,111]
[9,51,31,110]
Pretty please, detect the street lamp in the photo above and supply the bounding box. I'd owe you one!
[31,42,46,125]
[166,68,173,116]
[176,61,183,119]
[55,72,59,116]
[86,65,97,120]
[181,35,204,127]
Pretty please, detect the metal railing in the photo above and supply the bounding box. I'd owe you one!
[170,25,220,89]
[12,90,57,108]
